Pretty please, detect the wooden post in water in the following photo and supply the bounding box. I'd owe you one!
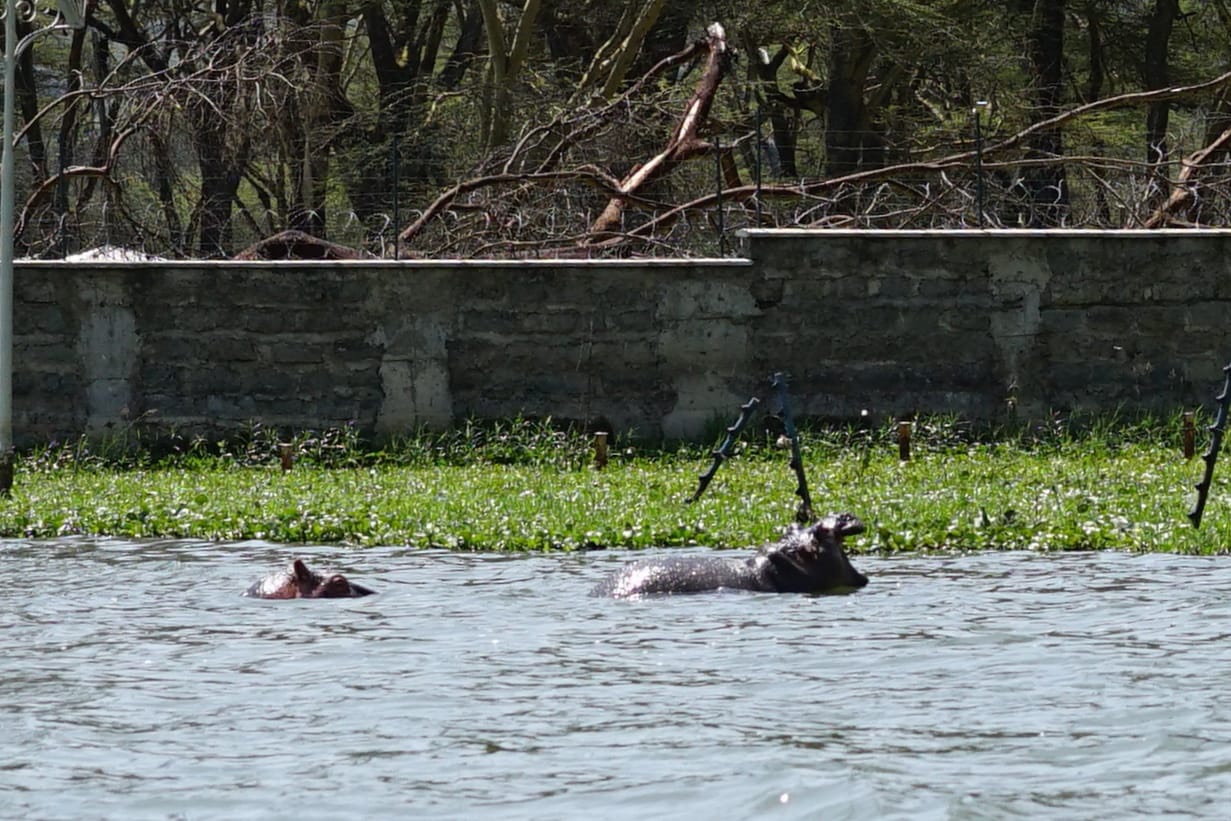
[594,432,609,469]
[898,420,912,462]
[1183,411,1196,460]
[279,443,295,472]
[0,448,12,496]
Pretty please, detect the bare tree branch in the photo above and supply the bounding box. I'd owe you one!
[1142,126,1231,228]
[586,22,731,239]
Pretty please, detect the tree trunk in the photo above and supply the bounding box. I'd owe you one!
[291,4,347,237]
[52,28,88,253]
[1083,0,1104,103]
[746,43,799,178]
[824,24,877,178]
[1019,0,1069,226]
[439,0,485,90]
[14,21,46,183]
[194,114,244,257]
[477,0,543,149]
[1144,0,1179,167]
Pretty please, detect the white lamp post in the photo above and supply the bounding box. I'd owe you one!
[0,0,85,478]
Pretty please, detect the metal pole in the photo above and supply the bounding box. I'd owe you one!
[391,135,400,260]
[0,1,83,459]
[714,135,725,255]
[1,0,19,455]
[754,105,762,228]
[973,100,988,228]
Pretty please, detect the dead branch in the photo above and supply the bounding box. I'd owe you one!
[585,22,732,239]
[595,69,1231,245]
[397,167,621,248]
[492,35,711,178]
[983,68,1231,161]
[233,229,374,260]
[16,125,143,241]
[1141,125,1231,228]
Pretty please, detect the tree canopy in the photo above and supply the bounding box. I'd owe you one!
[8,0,1231,258]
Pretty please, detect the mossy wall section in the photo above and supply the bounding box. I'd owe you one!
[17,229,1231,443]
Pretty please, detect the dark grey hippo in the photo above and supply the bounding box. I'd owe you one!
[591,513,868,598]
[244,558,375,599]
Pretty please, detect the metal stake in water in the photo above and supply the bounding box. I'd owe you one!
[689,394,759,505]
[1190,362,1231,528]
[771,372,814,523]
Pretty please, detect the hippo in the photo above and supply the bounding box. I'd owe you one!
[244,558,375,599]
[591,513,868,598]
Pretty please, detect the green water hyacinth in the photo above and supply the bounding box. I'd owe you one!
[3,414,1228,553]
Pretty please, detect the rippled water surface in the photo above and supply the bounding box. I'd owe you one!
[4,540,1231,819]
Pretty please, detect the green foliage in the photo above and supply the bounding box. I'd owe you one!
[3,416,1224,554]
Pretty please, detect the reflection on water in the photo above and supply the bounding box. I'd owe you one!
[3,541,1231,819]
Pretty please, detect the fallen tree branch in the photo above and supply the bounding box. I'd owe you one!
[585,21,732,239]
[1141,125,1231,228]
[403,64,1231,255]
[397,167,622,249]
[595,69,1231,244]
[16,125,142,241]
[234,229,373,260]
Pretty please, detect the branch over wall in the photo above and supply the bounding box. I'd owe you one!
[585,22,731,239]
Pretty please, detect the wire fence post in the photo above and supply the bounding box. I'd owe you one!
[973,100,988,227]
[754,105,763,228]
[714,135,726,255]
[391,134,400,260]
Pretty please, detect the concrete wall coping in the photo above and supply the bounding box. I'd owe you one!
[17,257,753,270]
[742,227,1231,239]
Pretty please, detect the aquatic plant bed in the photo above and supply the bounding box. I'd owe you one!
[1,417,1224,553]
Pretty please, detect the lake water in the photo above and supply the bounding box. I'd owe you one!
[3,539,1231,819]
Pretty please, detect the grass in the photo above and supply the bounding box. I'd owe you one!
[1,414,1227,553]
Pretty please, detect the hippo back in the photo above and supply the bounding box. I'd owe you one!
[590,513,867,598]
[590,554,771,598]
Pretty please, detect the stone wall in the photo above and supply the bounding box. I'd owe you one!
[16,229,1231,444]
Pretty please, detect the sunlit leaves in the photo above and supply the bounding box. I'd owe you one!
[0,418,1223,553]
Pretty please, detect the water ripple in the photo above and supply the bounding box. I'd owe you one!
[3,543,1231,818]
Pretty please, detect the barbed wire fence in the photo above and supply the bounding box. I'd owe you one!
[11,84,1231,260]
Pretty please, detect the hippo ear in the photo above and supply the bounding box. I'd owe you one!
[292,559,315,585]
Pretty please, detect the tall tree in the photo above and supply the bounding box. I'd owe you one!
[285,0,352,236]
[1018,0,1069,226]
[92,0,261,256]
[1144,0,1180,168]
[477,0,542,149]
[824,22,879,178]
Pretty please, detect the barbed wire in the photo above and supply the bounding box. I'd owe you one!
[8,33,1230,260]
[14,129,1230,260]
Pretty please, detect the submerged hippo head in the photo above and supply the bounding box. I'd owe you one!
[760,512,868,594]
[244,558,375,599]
